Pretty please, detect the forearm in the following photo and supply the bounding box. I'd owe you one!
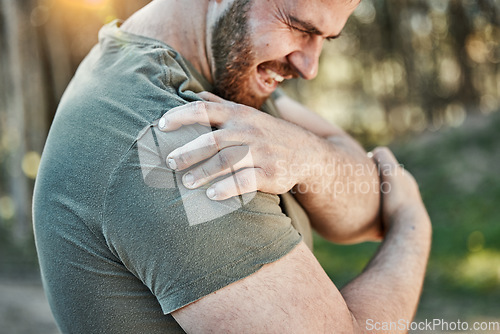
[293,132,382,243]
[341,206,432,332]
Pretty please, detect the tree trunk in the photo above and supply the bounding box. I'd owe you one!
[0,0,49,243]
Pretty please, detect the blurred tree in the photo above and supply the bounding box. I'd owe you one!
[283,0,500,144]
[0,0,499,252]
[0,0,48,243]
[449,1,479,107]
[0,0,149,257]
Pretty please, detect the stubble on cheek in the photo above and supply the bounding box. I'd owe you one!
[211,0,268,109]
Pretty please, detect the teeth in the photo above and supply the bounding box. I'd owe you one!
[265,69,285,83]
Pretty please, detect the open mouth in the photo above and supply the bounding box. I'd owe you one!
[256,65,285,93]
[265,68,285,83]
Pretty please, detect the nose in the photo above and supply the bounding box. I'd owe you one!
[287,37,323,80]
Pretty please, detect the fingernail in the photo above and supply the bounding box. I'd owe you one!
[167,157,177,170]
[183,173,195,188]
[159,117,166,130]
[207,187,216,200]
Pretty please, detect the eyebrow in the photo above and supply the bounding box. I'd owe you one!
[288,15,341,40]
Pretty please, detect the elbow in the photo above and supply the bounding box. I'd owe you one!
[312,220,384,245]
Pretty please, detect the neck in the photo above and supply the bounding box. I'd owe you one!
[121,0,214,83]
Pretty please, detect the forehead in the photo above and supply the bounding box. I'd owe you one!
[257,0,359,34]
[284,0,360,10]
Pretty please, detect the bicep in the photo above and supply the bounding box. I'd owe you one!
[275,95,346,138]
[171,242,358,333]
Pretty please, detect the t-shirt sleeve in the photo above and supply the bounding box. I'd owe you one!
[102,120,302,315]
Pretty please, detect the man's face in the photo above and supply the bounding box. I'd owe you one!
[210,0,359,109]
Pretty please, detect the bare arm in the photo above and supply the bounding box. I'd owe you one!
[341,148,431,328]
[275,95,382,243]
[172,147,431,333]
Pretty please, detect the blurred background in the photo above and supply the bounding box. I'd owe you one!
[0,0,499,333]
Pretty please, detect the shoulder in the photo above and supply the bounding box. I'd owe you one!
[101,122,302,314]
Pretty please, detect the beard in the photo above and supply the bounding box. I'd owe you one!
[211,0,266,109]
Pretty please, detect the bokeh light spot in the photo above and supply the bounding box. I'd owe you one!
[445,103,466,128]
[22,151,41,179]
[0,196,15,220]
[466,36,488,63]
[411,12,433,37]
[30,5,50,27]
[467,230,485,253]
[353,0,376,24]
[457,250,500,289]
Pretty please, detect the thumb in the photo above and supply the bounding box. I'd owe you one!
[370,147,399,176]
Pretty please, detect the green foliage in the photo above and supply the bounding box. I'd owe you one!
[284,0,500,145]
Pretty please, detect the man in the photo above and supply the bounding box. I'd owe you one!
[33,0,431,332]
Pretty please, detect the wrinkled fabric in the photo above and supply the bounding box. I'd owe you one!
[33,21,310,334]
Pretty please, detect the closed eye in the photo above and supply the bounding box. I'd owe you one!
[291,24,341,42]
[276,8,341,42]
[325,33,341,42]
[291,25,312,36]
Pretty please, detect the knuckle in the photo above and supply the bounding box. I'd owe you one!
[245,126,260,138]
[255,144,269,157]
[211,131,222,151]
[259,165,274,179]
[221,130,238,145]
[200,165,211,179]
[217,151,231,170]
[236,173,251,189]
[228,101,240,112]
[204,132,217,148]
[194,101,208,116]
[239,104,250,116]
[242,104,256,116]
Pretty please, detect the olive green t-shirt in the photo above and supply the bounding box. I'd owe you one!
[33,21,311,333]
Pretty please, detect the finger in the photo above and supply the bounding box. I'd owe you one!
[371,147,398,166]
[206,168,267,201]
[166,130,242,170]
[197,91,226,103]
[158,101,231,131]
[182,146,253,189]
[371,147,412,191]
[370,147,401,175]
